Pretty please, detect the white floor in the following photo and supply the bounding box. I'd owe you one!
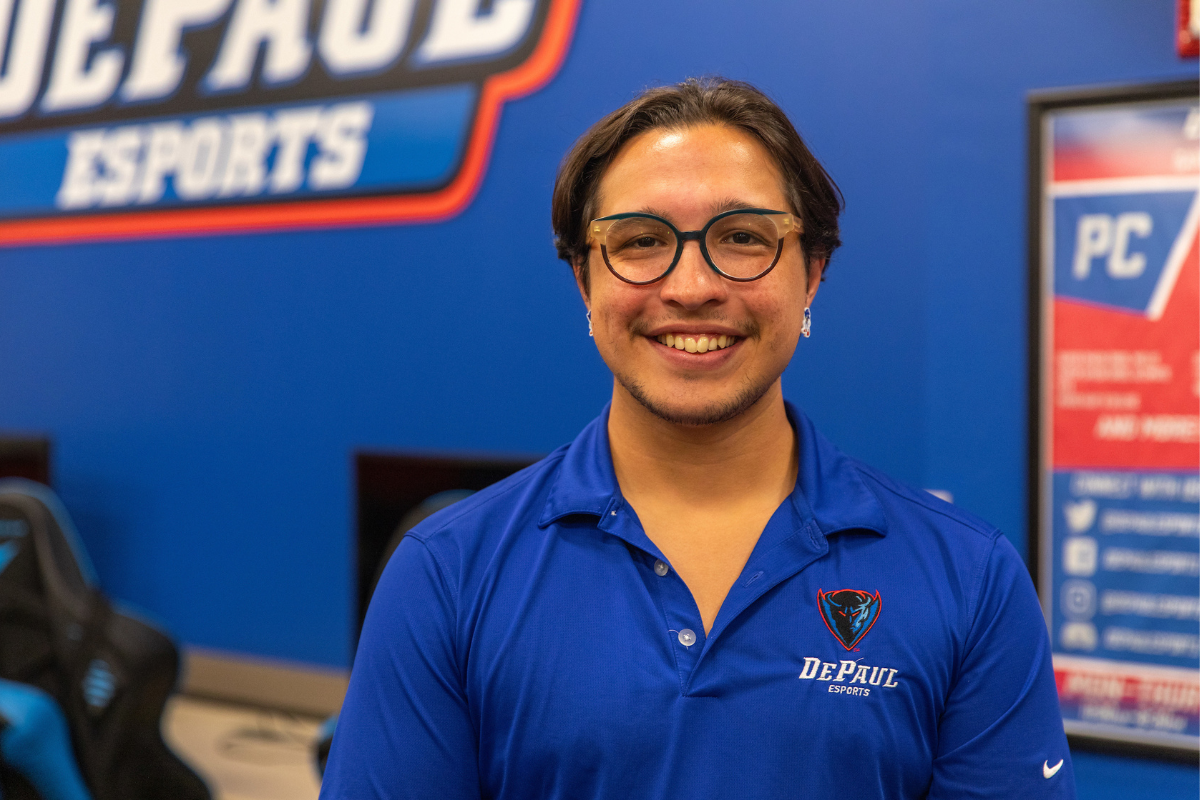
[163,696,324,800]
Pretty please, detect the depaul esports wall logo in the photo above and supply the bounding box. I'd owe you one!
[0,0,581,246]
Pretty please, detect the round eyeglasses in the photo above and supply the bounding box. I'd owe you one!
[588,208,800,285]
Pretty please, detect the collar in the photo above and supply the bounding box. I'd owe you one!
[539,401,888,540]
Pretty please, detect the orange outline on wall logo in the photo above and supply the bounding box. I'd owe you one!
[0,0,582,248]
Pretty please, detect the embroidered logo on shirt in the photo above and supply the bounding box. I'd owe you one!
[798,657,901,696]
[1043,759,1064,778]
[817,589,881,650]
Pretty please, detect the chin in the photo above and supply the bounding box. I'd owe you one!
[619,373,774,427]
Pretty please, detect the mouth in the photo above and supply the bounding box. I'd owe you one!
[653,333,738,354]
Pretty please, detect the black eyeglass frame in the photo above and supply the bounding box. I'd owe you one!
[587,208,801,285]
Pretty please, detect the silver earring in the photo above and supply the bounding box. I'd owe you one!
[801,307,812,338]
[586,310,593,337]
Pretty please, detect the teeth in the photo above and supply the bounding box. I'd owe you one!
[655,334,737,351]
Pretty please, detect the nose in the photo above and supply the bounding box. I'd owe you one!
[658,239,728,310]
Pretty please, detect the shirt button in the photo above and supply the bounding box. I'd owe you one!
[653,560,669,576]
[678,629,696,647]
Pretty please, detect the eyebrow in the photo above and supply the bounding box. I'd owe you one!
[631,199,761,225]
[709,198,758,215]
[633,206,675,219]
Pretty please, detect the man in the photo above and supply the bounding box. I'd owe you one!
[321,78,1074,799]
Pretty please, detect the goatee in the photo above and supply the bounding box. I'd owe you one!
[615,371,774,426]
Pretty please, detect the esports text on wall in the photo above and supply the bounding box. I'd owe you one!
[0,0,581,246]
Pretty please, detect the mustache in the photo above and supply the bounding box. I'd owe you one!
[629,317,759,339]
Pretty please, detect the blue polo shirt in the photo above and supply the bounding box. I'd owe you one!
[321,403,1074,799]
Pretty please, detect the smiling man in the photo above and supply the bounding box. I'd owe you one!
[320,78,1075,800]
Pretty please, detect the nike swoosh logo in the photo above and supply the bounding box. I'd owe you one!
[1043,759,1064,778]
[0,540,19,576]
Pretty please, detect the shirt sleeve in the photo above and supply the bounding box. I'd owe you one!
[319,535,481,800]
[927,533,1076,799]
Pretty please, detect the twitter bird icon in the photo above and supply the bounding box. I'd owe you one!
[1064,499,1097,533]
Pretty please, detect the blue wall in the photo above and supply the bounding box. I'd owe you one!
[0,1,1196,795]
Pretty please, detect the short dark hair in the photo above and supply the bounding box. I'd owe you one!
[552,77,843,291]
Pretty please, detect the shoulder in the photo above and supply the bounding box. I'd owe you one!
[400,445,570,574]
[851,457,1002,547]
[843,457,1019,629]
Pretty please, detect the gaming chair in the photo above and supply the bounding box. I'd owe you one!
[0,479,210,800]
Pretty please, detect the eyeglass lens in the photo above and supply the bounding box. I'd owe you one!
[601,213,782,282]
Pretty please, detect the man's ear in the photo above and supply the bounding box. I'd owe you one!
[573,258,591,305]
[806,257,826,306]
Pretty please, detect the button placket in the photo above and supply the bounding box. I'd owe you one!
[649,559,704,688]
[605,503,706,690]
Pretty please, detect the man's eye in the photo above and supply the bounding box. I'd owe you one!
[725,231,765,246]
[615,234,666,251]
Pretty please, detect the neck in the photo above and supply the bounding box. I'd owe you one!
[607,381,798,509]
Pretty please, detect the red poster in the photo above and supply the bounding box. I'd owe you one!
[1034,83,1200,754]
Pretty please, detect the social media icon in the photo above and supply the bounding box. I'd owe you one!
[1064,537,1098,577]
[1061,622,1098,651]
[1064,499,1097,533]
[1062,580,1097,620]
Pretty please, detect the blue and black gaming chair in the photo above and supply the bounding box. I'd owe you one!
[0,677,91,800]
[0,479,209,800]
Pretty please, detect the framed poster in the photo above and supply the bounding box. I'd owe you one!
[1029,80,1200,757]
